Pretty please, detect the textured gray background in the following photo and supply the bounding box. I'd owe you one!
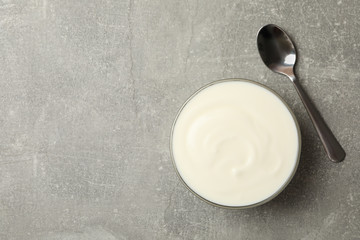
[0,0,359,239]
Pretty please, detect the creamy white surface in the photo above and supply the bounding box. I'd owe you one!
[172,81,300,207]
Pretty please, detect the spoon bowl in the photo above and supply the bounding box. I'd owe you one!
[257,24,297,80]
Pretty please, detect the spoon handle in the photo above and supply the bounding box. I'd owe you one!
[292,78,346,162]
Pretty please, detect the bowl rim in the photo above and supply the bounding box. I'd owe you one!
[169,78,302,209]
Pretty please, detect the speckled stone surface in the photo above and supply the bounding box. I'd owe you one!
[0,0,359,239]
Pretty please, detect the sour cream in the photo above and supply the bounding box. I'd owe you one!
[171,79,300,207]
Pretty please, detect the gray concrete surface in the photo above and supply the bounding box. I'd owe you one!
[0,0,359,239]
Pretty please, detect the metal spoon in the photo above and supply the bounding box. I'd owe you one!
[257,24,345,162]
